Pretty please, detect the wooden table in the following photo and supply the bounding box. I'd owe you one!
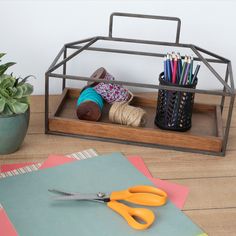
[1,95,236,235]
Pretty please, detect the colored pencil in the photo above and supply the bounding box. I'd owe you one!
[163,52,200,85]
[171,52,175,73]
[169,53,173,73]
[179,56,187,85]
[188,56,193,84]
[192,63,201,84]
[183,57,191,85]
[172,56,177,84]
[166,54,171,82]
[164,56,167,81]
[176,53,182,84]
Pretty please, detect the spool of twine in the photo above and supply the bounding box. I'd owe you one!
[109,92,146,127]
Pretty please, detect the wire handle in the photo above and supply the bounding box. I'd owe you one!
[107,201,155,230]
[109,12,181,43]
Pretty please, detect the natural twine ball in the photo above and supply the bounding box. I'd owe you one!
[109,101,146,127]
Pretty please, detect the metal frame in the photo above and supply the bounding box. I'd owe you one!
[45,12,235,156]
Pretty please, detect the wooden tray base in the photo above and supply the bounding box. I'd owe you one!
[48,88,223,154]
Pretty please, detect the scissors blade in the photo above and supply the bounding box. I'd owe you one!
[49,189,110,201]
[52,194,104,201]
[48,189,76,195]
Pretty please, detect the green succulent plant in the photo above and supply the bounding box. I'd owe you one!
[0,53,34,116]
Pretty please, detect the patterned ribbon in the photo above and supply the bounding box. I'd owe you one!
[93,72,130,104]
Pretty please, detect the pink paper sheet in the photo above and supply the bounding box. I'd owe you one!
[127,156,189,209]
[127,156,153,178]
[0,206,18,236]
[1,155,189,209]
[39,155,73,169]
[150,178,189,209]
[1,162,36,172]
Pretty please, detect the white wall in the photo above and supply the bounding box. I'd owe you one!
[0,0,235,94]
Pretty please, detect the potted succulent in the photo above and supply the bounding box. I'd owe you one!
[0,53,34,154]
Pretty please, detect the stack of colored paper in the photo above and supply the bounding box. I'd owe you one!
[0,150,207,236]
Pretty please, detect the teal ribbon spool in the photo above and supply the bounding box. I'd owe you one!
[77,87,104,111]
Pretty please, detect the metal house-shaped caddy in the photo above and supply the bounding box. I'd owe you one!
[45,13,235,156]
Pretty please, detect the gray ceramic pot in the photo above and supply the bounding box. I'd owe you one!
[0,108,30,154]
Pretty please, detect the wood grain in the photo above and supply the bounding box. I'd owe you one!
[185,209,236,236]
[48,90,224,153]
[0,133,236,179]
[1,94,236,236]
[49,117,223,152]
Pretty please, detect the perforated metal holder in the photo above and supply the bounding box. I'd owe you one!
[155,72,197,132]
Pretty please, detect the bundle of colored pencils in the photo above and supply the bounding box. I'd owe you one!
[163,52,200,85]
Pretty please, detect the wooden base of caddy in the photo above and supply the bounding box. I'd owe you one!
[47,88,223,154]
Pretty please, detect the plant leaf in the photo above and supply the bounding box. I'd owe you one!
[0,62,16,75]
[0,53,6,59]
[13,86,23,98]
[7,100,28,114]
[0,74,11,83]
[17,75,35,86]
[0,88,10,99]
[0,74,9,79]
[18,96,29,104]
[14,77,19,87]
[21,83,34,96]
[0,98,5,113]
[9,87,17,95]
[1,104,13,116]
[0,75,15,88]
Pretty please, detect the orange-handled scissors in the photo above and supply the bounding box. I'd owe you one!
[49,185,167,230]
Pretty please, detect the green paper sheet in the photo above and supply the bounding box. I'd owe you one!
[0,153,206,235]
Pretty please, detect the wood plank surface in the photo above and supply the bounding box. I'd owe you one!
[185,209,236,236]
[0,94,236,235]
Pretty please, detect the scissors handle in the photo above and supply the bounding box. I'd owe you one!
[110,185,167,206]
[107,201,155,230]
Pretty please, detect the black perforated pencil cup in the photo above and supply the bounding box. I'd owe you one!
[155,72,198,132]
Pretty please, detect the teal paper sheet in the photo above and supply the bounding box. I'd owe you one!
[0,153,204,236]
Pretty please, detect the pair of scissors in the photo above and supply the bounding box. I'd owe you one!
[49,185,167,230]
